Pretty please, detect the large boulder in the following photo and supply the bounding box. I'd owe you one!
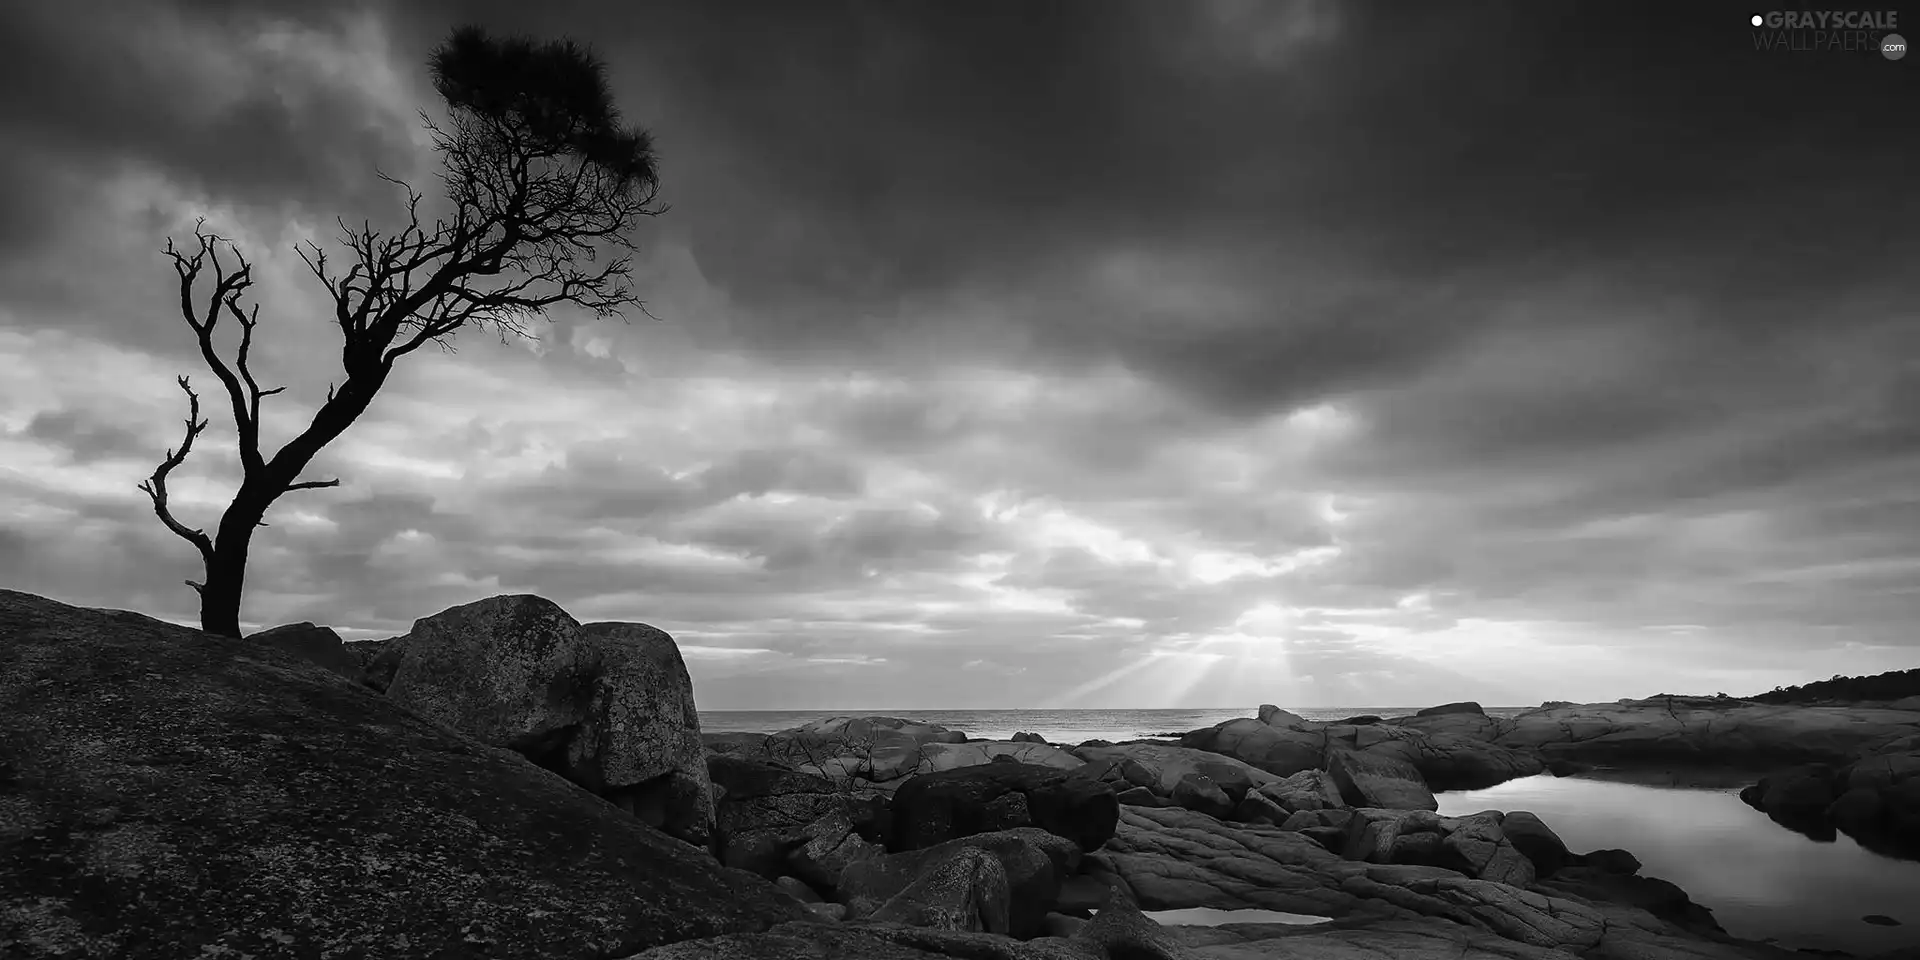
[0,589,805,959]
[1499,810,1571,878]
[1070,741,1277,816]
[565,621,714,846]
[888,761,1117,852]
[247,621,362,682]
[1178,716,1326,777]
[1324,722,1542,792]
[1416,701,1486,718]
[837,828,1079,940]
[1496,697,1920,769]
[765,716,969,783]
[786,808,885,891]
[707,754,843,877]
[345,635,406,692]
[1326,747,1438,811]
[383,597,715,847]
[1258,768,1346,814]
[866,846,1011,934]
[385,594,602,760]
[914,740,1085,773]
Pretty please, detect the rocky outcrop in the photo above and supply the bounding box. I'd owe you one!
[707,753,846,876]
[1179,716,1326,777]
[1260,768,1346,814]
[1739,748,1920,858]
[346,634,406,692]
[632,894,1191,959]
[1071,741,1278,818]
[888,762,1118,852]
[1415,701,1486,718]
[247,620,362,681]
[0,589,805,959]
[788,808,886,891]
[569,621,713,844]
[867,846,1011,934]
[764,716,970,783]
[1083,806,1784,960]
[838,828,1081,940]
[1178,712,1541,794]
[1327,747,1438,811]
[379,596,717,846]
[385,594,603,756]
[1494,697,1920,770]
[1341,809,1535,887]
[917,740,1085,773]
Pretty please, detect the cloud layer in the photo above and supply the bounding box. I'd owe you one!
[3,0,1917,708]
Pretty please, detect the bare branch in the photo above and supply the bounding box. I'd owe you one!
[286,478,342,492]
[137,376,214,563]
[169,225,267,473]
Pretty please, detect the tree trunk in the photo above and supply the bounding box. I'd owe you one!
[198,548,248,638]
[193,369,389,637]
[197,490,272,638]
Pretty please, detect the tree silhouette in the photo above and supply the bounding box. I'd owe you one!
[141,25,662,637]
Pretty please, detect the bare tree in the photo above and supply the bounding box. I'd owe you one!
[141,25,663,637]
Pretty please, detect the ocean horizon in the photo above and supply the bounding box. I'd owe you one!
[699,705,1534,745]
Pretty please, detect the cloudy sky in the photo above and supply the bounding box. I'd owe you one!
[3,0,1918,710]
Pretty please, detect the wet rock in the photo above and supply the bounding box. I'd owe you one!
[1498,810,1571,878]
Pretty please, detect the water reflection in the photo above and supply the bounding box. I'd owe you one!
[1438,775,1920,955]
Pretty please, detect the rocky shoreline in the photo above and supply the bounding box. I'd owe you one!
[4,588,1918,959]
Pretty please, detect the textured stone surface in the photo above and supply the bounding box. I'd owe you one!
[890,761,1118,852]
[1328,748,1438,811]
[918,741,1087,773]
[569,621,715,846]
[0,589,804,960]
[247,621,362,682]
[385,594,602,755]
[840,828,1080,940]
[869,846,1012,934]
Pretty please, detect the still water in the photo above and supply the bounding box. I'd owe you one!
[1438,775,1920,955]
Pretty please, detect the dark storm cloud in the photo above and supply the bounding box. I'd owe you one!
[0,2,417,240]
[368,1,1920,416]
[6,0,1920,706]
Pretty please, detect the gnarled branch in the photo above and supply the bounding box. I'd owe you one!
[136,376,214,564]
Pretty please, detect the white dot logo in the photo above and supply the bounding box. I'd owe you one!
[1750,14,1764,26]
[1885,33,1908,59]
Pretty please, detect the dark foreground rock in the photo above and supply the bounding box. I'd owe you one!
[888,762,1118,853]
[839,828,1082,940]
[247,621,362,682]
[382,595,717,846]
[0,589,804,959]
[1740,748,1920,858]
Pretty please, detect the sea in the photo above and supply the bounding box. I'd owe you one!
[700,706,1920,955]
[697,706,1531,743]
